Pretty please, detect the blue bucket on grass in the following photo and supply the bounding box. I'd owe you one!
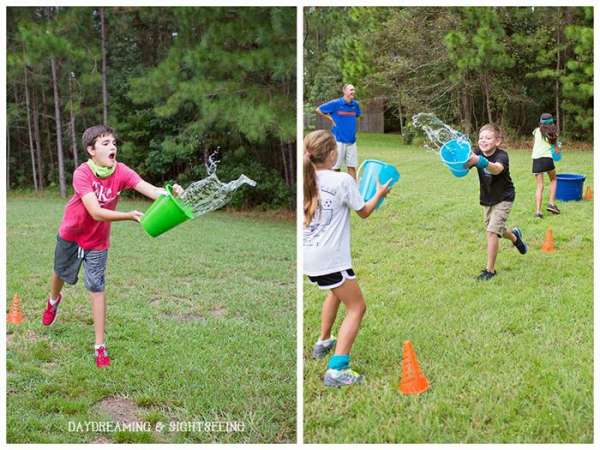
[556,173,585,201]
[357,159,400,209]
[439,139,471,178]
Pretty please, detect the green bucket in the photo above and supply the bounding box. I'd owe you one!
[141,184,194,237]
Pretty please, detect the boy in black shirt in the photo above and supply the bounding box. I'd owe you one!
[466,124,528,280]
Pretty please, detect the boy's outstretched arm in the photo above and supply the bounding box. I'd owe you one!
[466,154,504,175]
[81,192,143,223]
[134,180,183,200]
[356,179,392,219]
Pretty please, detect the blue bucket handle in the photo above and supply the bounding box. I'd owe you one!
[357,159,384,180]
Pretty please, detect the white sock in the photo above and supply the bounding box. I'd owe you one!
[95,343,106,352]
[317,336,335,345]
[49,296,59,305]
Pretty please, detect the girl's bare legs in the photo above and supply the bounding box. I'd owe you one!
[320,291,341,341]
[90,291,106,346]
[331,279,367,355]
[50,271,64,299]
[535,173,544,214]
[548,170,557,205]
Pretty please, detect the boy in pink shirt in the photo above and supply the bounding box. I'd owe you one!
[41,125,182,368]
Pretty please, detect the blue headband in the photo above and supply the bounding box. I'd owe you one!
[540,118,554,124]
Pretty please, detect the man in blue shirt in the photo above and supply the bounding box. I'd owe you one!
[316,84,362,180]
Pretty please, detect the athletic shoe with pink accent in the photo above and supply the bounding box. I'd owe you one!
[95,346,111,368]
[42,293,63,326]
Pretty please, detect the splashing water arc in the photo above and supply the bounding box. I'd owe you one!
[412,113,470,151]
[179,152,256,218]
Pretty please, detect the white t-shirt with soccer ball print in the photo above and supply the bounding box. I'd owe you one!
[303,170,365,277]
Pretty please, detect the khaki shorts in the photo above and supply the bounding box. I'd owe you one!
[483,201,513,236]
[333,142,358,169]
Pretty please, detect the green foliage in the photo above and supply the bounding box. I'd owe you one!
[7,7,296,208]
[305,7,593,141]
[445,8,514,75]
[401,121,416,144]
[561,7,593,140]
[120,7,296,206]
[216,148,292,209]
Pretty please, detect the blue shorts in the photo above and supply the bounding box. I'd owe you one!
[53,236,108,292]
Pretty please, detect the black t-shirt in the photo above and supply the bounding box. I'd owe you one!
[473,147,515,206]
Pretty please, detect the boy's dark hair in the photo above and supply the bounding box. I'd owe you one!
[539,113,558,145]
[82,125,116,152]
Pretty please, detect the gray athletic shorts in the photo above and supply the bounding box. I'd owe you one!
[53,235,108,292]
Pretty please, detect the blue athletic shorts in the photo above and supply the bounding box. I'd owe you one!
[53,235,108,292]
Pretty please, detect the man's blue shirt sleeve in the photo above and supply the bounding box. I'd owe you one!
[318,99,339,115]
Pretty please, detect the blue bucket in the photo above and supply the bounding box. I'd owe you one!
[556,173,585,201]
[439,139,471,177]
[551,144,562,162]
[357,159,400,209]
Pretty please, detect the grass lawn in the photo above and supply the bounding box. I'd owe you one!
[6,193,296,443]
[304,132,593,443]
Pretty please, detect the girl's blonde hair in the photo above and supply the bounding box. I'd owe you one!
[303,130,337,226]
[480,123,504,144]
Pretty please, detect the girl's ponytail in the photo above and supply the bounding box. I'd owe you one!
[303,130,337,226]
[304,153,319,226]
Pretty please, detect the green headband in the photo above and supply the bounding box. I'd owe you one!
[540,118,554,124]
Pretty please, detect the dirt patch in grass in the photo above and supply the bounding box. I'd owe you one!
[25,329,38,343]
[92,436,113,444]
[97,396,140,424]
[8,329,39,348]
[164,311,207,323]
[210,306,227,317]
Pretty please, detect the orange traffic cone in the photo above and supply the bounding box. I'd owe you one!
[7,293,25,325]
[398,340,429,395]
[541,227,556,253]
[583,186,593,201]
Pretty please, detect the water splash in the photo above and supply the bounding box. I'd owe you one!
[206,149,219,176]
[412,113,470,152]
[180,152,256,218]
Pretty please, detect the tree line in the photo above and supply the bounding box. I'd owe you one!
[7,7,296,208]
[305,7,592,143]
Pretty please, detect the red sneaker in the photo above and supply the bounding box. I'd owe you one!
[42,293,63,326]
[95,346,111,368]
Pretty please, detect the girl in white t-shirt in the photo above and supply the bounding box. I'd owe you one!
[531,113,560,218]
[303,130,391,387]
